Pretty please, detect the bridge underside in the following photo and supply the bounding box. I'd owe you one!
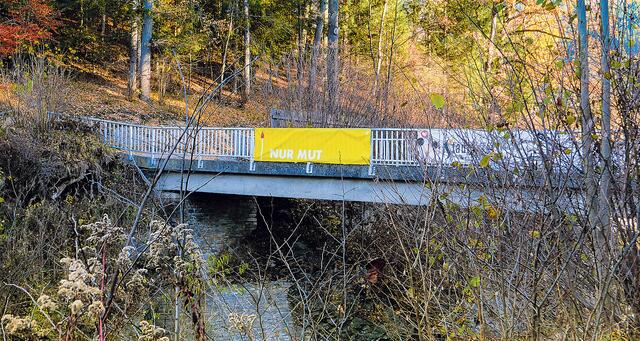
[124,154,584,212]
[156,172,584,213]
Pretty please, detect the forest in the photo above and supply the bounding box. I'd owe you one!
[1,0,640,340]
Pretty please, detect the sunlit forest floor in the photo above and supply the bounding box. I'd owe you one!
[1,56,274,127]
[1,44,466,129]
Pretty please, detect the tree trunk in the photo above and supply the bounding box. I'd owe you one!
[233,36,239,94]
[101,1,107,41]
[297,0,309,101]
[158,58,167,104]
[593,0,613,332]
[80,0,85,28]
[139,0,153,102]
[382,0,398,122]
[485,3,498,122]
[327,0,339,115]
[577,0,595,212]
[599,0,612,243]
[373,0,388,94]
[188,53,192,94]
[366,1,375,70]
[268,56,274,91]
[101,16,106,40]
[308,0,326,98]
[577,0,602,283]
[220,6,234,94]
[127,1,140,100]
[485,3,498,73]
[242,0,251,102]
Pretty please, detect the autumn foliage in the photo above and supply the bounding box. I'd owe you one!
[0,0,58,55]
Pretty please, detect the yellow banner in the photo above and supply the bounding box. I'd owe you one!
[254,128,371,165]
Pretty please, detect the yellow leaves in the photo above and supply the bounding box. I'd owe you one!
[468,238,482,248]
[478,252,491,262]
[580,253,589,262]
[565,114,576,125]
[64,194,74,205]
[406,287,415,299]
[487,205,499,220]
[469,276,480,288]
[429,93,445,109]
[479,154,491,168]
[554,59,564,70]
[480,152,502,168]
[530,230,541,238]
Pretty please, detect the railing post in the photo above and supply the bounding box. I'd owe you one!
[106,122,111,146]
[116,123,120,148]
[197,128,203,169]
[151,128,156,166]
[369,130,375,176]
[249,129,256,171]
[128,125,133,160]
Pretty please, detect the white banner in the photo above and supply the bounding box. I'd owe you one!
[415,129,581,171]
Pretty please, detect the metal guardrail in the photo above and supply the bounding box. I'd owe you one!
[50,113,621,175]
[50,114,254,164]
[49,113,418,167]
[100,119,254,161]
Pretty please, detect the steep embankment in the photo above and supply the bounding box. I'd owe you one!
[0,116,147,290]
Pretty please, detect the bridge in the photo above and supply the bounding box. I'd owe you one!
[53,114,585,212]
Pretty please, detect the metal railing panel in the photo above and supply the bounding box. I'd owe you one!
[49,113,424,167]
[84,118,254,161]
[370,128,419,166]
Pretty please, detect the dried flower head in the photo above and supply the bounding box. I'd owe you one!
[58,258,101,301]
[88,300,104,318]
[69,299,83,315]
[83,214,126,250]
[228,312,257,334]
[1,314,34,336]
[37,294,57,310]
[138,320,169,341]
